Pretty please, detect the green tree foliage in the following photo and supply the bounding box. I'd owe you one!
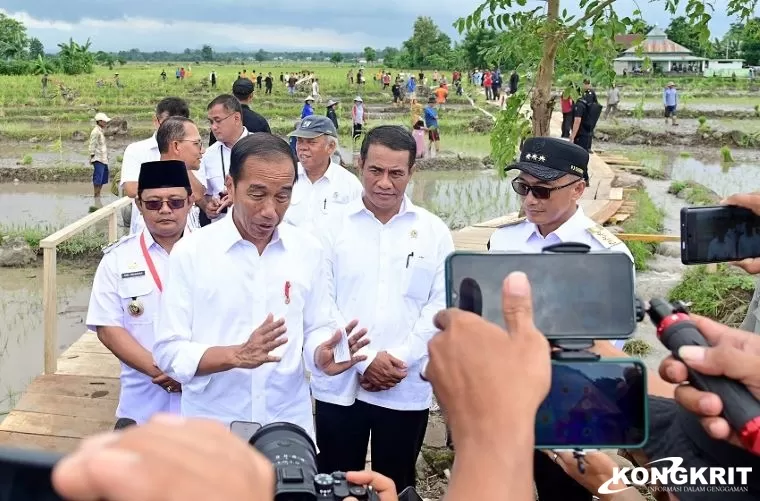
[457,0,758,177]
[201,44,214,61]
[460,28,502,69]
[740,18,760,65]
[28,38,44,59]
[363,46,377,62]
[665,16,714,57]
[381,47,400,66]
[254,49,268,62]
[57,38,95,75]
[330,52,344,65]
[402,17,452,68]
[0,14,29,59]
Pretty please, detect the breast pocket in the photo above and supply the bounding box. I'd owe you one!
[402,257,437,302]
[117,275,156,328]
[269,278,308,359]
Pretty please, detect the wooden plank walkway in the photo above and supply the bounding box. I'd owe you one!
[0,114,623,454]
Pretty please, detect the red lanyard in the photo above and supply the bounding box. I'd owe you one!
[139,232,163,293]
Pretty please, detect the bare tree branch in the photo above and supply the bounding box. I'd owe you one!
[569,0,617,32]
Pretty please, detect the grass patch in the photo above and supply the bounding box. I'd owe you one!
[620,188,665,271]
[667,180,719,206]
[0,166,120,183]
[0,224,108,260]
[623,339,653,357]
[668,264,755,326]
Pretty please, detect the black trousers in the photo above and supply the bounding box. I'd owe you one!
[561,112,574,138]
[315,400,429,493]
[574,134,592,152]
[534,450,592,501]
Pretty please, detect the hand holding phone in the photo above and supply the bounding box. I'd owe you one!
[680,205,760,265]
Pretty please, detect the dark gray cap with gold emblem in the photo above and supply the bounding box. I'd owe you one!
[505,137,589,182]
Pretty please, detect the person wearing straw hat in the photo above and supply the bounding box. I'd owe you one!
[89,112,111,198]
[664,81,678,126]
[301,95,315,119]
[351,96,366,142]
[326,99,340,130]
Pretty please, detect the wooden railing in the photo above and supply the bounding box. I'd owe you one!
[40,196,133,375]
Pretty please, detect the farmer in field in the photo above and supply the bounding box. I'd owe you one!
[351,96,366,143]
[424,96,440,157]
[41,73,48,96]
[86,159,194,430]
[89,112,111,198]
[326,99,340,130]
[605,82,620,119]
[265,72,273,94]
[664,81,678,126]
[302,96,315,119]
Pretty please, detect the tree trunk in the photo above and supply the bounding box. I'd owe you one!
[530,0,561,137]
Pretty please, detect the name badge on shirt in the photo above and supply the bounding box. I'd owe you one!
[121,270,146,279]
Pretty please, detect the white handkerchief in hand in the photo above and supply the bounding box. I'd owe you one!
[333,328,351,364]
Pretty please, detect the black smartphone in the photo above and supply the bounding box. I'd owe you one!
[536,359,648,448]
[230,421,262,442]
[399,486,424,501]
[445,251,637,340]
[680,205,760,264]
[0,447,63,501]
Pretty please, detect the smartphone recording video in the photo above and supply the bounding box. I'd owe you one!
[445,252,637,339]
[681,205,760,264]
[230,421,262,443]
[0,447,63,501]
[536,360,648,448]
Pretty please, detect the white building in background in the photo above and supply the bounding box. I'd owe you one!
[613,26,707,75]
[704,59,748,77]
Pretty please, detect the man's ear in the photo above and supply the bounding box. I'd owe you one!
[225,175,233,194]
[409,163,416,176]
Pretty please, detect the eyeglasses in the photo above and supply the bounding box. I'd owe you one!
[511,178,581,200]
[178,139,203,148]
[140,198,188,211]
[207,113,235,126]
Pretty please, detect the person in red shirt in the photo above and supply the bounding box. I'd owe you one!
[560,90,574,138]
[483,71,493,100]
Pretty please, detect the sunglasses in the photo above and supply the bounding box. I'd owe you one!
[511,178,580,200]
[140,198,188,211]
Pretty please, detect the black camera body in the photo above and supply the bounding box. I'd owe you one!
[247,422,379,501]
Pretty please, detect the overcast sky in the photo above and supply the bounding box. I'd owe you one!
[1,1,755,53]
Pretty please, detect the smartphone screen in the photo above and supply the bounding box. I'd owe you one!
[0,448,62,501]
[536,360,648,448]
[230,421,262,443]
[445,252,637,339]
[681,205,760,264]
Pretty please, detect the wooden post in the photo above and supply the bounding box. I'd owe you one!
[43,246,58,375]
[108,210,118,243]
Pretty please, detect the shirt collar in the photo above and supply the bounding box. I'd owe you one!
[217,208,287,252]
[220,128,249,151]
[297,160,339,182]
[347,194,418,219]
[523,205,586,242]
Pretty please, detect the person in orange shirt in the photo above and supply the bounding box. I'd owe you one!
[434,83,448,106]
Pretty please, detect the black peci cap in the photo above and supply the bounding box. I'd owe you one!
[138,160,191,191]
[506,137,589,182]
[232,78,255,96]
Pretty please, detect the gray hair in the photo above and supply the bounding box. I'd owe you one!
[156,116,193,154]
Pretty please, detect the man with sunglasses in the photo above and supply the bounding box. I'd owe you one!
[488,137,633,501]
[86,160,196,430]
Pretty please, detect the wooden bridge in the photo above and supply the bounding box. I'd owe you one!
[0,116,656,453]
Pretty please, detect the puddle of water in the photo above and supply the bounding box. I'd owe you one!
[0,182,119,228]
[408,170,519,228]
[670,157,760,198]
[0,265,94,417]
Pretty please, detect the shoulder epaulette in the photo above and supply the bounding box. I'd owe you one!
[586,224,623,249]
[496,216,527,229]
[101,233,137,255]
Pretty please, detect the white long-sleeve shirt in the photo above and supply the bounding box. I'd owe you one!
[283,162,363,235]
[311,195,455,411]
[153,211,338,440]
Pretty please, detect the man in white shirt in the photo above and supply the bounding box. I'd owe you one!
[284,116,362,235]
[120,97,190,234]
[153,133,368,440]
[487,136,633,501]
[313,125,455,492]
[86,160,196,429]
[196,95,251,226]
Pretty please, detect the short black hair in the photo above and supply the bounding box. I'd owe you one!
[156,116,194,154]
[229,133,298,185]
[156,97,190,120]
[360,125,416,168]
[208,94,242,115]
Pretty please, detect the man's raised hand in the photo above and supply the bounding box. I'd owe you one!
[234,314,288,369]
[315,319,369,376]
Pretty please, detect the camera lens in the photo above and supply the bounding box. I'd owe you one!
[249,422,318,500]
